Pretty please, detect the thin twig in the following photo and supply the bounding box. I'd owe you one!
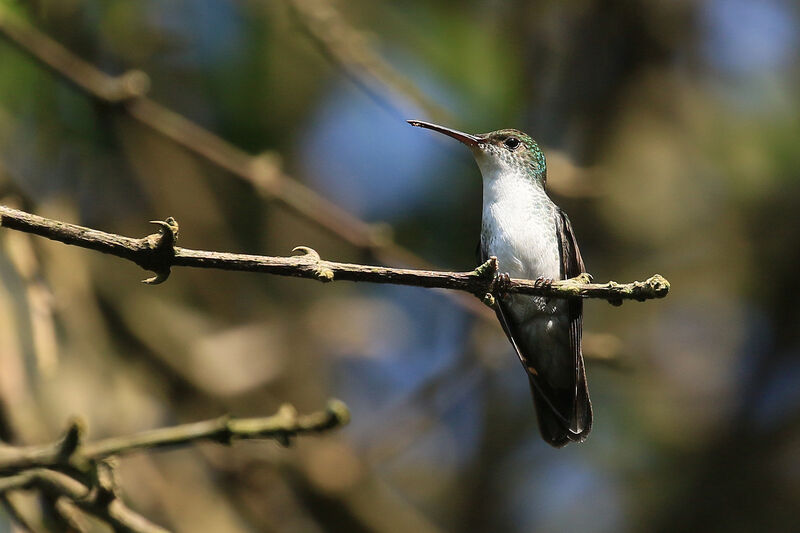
[0,400,350,475]
[0,206,670,303]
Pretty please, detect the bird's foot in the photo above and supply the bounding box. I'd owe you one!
[492,272,512,296]
[534,276,554,289]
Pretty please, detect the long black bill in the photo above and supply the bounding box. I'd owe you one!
[407,120,483,147]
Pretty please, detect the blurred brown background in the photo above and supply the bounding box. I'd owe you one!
[1,0,799,531]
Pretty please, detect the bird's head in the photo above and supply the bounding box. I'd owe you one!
[408,120,547,187]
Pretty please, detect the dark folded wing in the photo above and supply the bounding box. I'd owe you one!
[480,208,592,446]
[555,208,592,438]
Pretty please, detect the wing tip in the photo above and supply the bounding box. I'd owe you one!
[540,423,592,448]
[530,377,593,448]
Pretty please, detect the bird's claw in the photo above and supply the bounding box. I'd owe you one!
[492,272,512,296]
[534,276,554,289]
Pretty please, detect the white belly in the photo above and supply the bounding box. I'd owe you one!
[482,200,561,281]
[481,183,563,319]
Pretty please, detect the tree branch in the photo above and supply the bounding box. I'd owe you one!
[0,467,170,533]
[0,400,350,475]
[0,12,633,349]
[0,9,486,322]
[0,399,348,533]
[0,10,378,250]
[0,205,670,303]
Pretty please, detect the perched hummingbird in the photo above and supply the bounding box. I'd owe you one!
[408,120,591,447]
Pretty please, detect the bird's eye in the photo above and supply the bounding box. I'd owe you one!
[504,137,520,150]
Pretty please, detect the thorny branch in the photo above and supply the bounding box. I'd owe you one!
[0,206,670,304]
[0,402,350,532]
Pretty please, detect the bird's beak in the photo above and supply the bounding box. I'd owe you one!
[407,120,483,147]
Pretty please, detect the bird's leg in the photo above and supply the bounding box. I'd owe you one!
[492,272,512,297]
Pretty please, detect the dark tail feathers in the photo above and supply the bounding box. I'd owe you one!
[530,377,592,448]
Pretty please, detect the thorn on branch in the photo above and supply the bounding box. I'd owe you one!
[57,418,85,463]
[292,245,334,282]
[141,217,178,285]
[471,256,498,279]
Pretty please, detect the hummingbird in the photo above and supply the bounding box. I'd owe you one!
[408,120,592,447]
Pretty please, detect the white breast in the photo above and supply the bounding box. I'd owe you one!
[478,163,561,282]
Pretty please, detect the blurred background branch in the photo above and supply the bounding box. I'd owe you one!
[0,401,348,532]
[0,464,170,533]
[285,0,454,125]
[0,7,380,249]
[282,0,602,199]
[0,401,349,474]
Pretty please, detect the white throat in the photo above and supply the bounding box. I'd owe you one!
[473,149,544,216]
[473,150,559,281]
